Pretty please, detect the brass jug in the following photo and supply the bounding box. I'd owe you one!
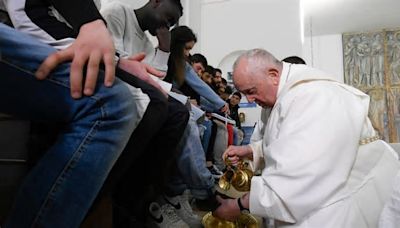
[218,160,253,192]
[219,169,234,191]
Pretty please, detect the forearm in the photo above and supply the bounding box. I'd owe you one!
[147,48,170,72]
[185,63,225,109]
[48,0,105,31]
[240,193,250,210]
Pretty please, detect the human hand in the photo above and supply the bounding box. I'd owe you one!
[35,20,115,99]
[223,145,253,166]
[35,19,116,99]
[156,27,171,52]
[220,103,230,115]
[118,53,167,97]
[212,196,241,222]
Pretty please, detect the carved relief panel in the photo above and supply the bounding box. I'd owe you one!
[343,29,400,142]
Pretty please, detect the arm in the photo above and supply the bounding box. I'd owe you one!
[141,27,170,73]
[184,63,226,111]
[247,108,272,171]
[36,19,116,99]
[100,4,130,58]
[213,194,250,221]
[250,83,364,223]
[144,47,170,73]
[118,53,168,97]
[36,0,115,99]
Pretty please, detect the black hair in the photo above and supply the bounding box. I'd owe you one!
[232,91,242,99]
[204,65,215,76]
[282,56,306,65]
[221,78,227,85]
[189,53,208,69]
[166,25,197,85]
[169,0,183,15]
[214,68,222,74]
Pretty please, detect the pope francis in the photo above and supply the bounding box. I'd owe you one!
[215,48,400,228]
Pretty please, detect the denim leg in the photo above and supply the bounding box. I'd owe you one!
[0,24,138,228]
[213,120,229,171]
[168,114,215,200]
[201,118,213,153]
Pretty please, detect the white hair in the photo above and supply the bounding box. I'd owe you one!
[233,48,281,77]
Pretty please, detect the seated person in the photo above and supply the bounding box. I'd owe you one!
[5,1,189,227]
[227,91,242,129]
[0,8,139,228]
[217,49,399,227]
[101,1,201,226]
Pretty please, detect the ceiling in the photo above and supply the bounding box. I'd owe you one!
[303,0,400,36]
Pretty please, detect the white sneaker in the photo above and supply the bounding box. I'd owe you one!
[147,202,189,228]
[164,191,202,228]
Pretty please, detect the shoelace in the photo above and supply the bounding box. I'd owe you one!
[161,204,181,223]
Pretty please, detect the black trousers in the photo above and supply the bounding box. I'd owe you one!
[109,68,189,227]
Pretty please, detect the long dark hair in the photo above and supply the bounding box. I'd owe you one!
[165,25,197,86]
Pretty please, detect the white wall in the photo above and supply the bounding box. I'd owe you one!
[303,34,344,82]
[196,0,303,127]
[199,0,303,67]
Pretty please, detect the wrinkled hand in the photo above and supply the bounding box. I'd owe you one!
[156,27,171,52]
[223,145,253,166]
[213,196,241,222]
[35,19,116,99]
[220,103,230,115]
[118,53,168,97]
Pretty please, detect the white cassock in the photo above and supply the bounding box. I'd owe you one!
[248,63,400,228]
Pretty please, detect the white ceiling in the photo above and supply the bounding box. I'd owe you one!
[303,0,400,36]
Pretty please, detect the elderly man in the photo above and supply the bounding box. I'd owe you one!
[216,48,400,227]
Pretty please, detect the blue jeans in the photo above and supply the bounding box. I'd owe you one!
[168,113,215,199]
[201,118,213,154]
[0,24,138,227]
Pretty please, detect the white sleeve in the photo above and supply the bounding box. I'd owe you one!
[250,107,271,143]
[250,82,366,223]
[248,140,264,172]
[249,108,271,171]
[101,5,129,58]
[144,48,170,73]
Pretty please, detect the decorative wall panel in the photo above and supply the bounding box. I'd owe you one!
[343,29,400,142]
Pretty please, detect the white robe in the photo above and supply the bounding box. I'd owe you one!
[248,63,400,228]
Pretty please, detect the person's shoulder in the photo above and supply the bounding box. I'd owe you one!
[101,1,130,15]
